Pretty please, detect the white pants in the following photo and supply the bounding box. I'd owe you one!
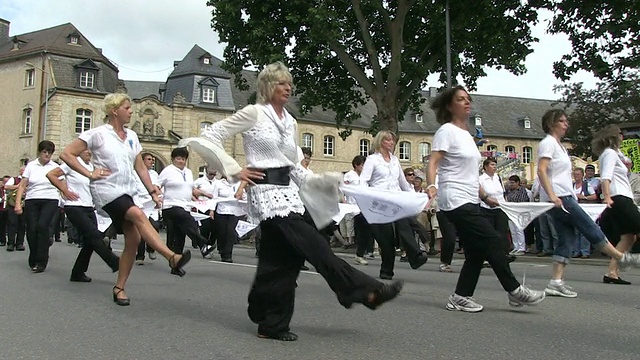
[508,220,526,252]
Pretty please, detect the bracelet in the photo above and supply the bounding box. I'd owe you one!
[426,184,437,190]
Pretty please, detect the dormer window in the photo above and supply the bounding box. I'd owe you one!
[67,32,81,45]
[199,77,219,104]
[203,58,210,65]
[415,114,423,123]
[524,116,531,129]
[474,115,482,127]
[70,36,79,44]
[79,71,95,88]
[74,59,100,90]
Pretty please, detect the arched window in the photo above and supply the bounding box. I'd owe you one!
[23,108,33,134]
[200,121,212,133]
[418,142,431,160]
[302,133,314,152]
[522,146,533,164]
[399,141,411,161]
[75,108,92,133]
[505,145,516,154]
[323,135,335,156]
[487,145,497,152]
[359,139,370,157]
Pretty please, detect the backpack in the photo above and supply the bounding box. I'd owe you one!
[6,177,24,207]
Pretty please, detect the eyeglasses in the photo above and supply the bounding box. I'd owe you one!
[407,173,415,176]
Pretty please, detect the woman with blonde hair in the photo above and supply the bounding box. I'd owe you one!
[180,62,402,341]
[59,93,191,306]
[360,130,428,279]
[592,124,639,285]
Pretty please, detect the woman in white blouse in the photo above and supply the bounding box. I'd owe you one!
[59,93,191,306]
[212,178,246,263]
[359,130,428,279]
[47,149,120,282]
[181,62,402,341]
[13,140,61,273]
[592,124,640,285]
[427,86,545,313]
[157,147,213,276]
[537,110,640,299]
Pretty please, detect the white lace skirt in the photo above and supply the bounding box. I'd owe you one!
[247,184,305,224]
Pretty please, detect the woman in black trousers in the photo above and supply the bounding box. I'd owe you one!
[47,149,119,281]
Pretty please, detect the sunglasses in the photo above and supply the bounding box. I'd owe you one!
[407,173,415,176]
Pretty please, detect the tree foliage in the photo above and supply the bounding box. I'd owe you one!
[555,73,640,158]
[542,0,639,81]
[207,0,541,135]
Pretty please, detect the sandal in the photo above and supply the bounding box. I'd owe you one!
[169,250,192,277]
[112,286,130,306]
[364,280,404,310]
[439,264,453,273]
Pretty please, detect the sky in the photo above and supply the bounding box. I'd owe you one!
[1,0,599,101]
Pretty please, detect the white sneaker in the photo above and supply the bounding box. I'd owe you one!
[354,256,369,265]
[508,285,546,307]
[148,251,157,260]
[135,259,144,266]
[512,250,525,256]
[446,293,484,313]
[618,252,640,270]
[544,281,578,298]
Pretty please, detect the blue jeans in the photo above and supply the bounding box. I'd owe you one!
[572,231,591,256]
[538,212,557,254]
[548,196,608,264]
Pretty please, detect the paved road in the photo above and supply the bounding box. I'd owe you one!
[1,236,639,360]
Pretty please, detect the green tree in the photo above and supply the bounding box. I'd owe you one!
[555,74,640,158]
[207,0,541,135]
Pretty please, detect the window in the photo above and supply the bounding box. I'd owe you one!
[522,146,533,164]
[23,108,32,134]
[202,87,215,103]
[200,121,212,133]
[75,109,92,133]
[79,71,94,88]
[359,139,370,157]
[418,142,431,160]
[475,115,482,126]
[505,145,516,154]
[487,145,497,152]
[524,119,531,129]
[203,58,210,65]
[70,36,79,44]
[323,135,335,156]
[415,114,423,123]
[25,69,35,87]
[399,141,411,161]
[302,133,314,151]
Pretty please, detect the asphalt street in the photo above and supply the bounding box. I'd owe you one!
[1,235,639,360]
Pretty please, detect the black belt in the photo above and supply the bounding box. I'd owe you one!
[253,166,291,186]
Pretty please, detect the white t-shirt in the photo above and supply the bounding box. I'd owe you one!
[432,123,481,211]
[79,124,142,208]
[572,181,594,197]
[215,179,247,216]
[157,164,194,211]
[193,176,219,201]
[342,170,362,204]
[478,172,505,209]
[23,160,61,200]
[599,148,633,199]
[60,159,94,207]
[359,152,413,191]
[537,134,574,201]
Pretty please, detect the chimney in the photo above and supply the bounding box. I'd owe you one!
[429,86,437,98]
[0,18,10,46]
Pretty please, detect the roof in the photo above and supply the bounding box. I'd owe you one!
[0,23,117,71]
[123,80,164,100]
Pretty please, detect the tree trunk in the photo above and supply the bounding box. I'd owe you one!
[375,96,400,134]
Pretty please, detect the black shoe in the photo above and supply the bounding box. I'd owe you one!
[170,268,186,277]
[409,253,428,270]
[221,257,233,263]
[426,249,439,256]
[258,331,298,341]
[379,273,393,280]
[399,255,408,262]
[300,264,309,271]
[112,286,130,306]
[32,265,46,273]
[70,273,92,282]
[603,275,631,285]
[6,244,15,252]
[200,245,214,258]
[364,280,404,310]
[506,254,516,263]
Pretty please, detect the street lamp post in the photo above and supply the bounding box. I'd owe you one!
[445,0,452,87]
[25,62,49,141]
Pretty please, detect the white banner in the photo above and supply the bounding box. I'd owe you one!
[340,185,428,224]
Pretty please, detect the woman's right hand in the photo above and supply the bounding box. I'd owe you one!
[236,167,264,185]
[427,186,437,199]
[550,195,563,208]
[89,167,111,180]
[63,190,80,202]
[14,205,23,215]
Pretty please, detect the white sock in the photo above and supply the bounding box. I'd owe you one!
[549,279,563,286]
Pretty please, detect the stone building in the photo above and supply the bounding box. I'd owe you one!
[1,19,569,182]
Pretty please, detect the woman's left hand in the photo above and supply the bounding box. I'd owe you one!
[484,197,500,208]
[604,197,614,208]
[151,193,162,209]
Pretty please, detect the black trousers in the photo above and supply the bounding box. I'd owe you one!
[247,213,383,335]
[436,211,457,265]
[6,206,25,246]
[408,216,430,244]
[162,207,207,254]
[49,207,64,241]
[443,204,520,296]
[214,213,239,259]
[198,210,216,247]
[480,207,510,254]
[24,199,58,268]
[64,206,119,274]
[136,217,160,259]
[354,214,373,257]
[0,210,7,244]
[370,218,424,277]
